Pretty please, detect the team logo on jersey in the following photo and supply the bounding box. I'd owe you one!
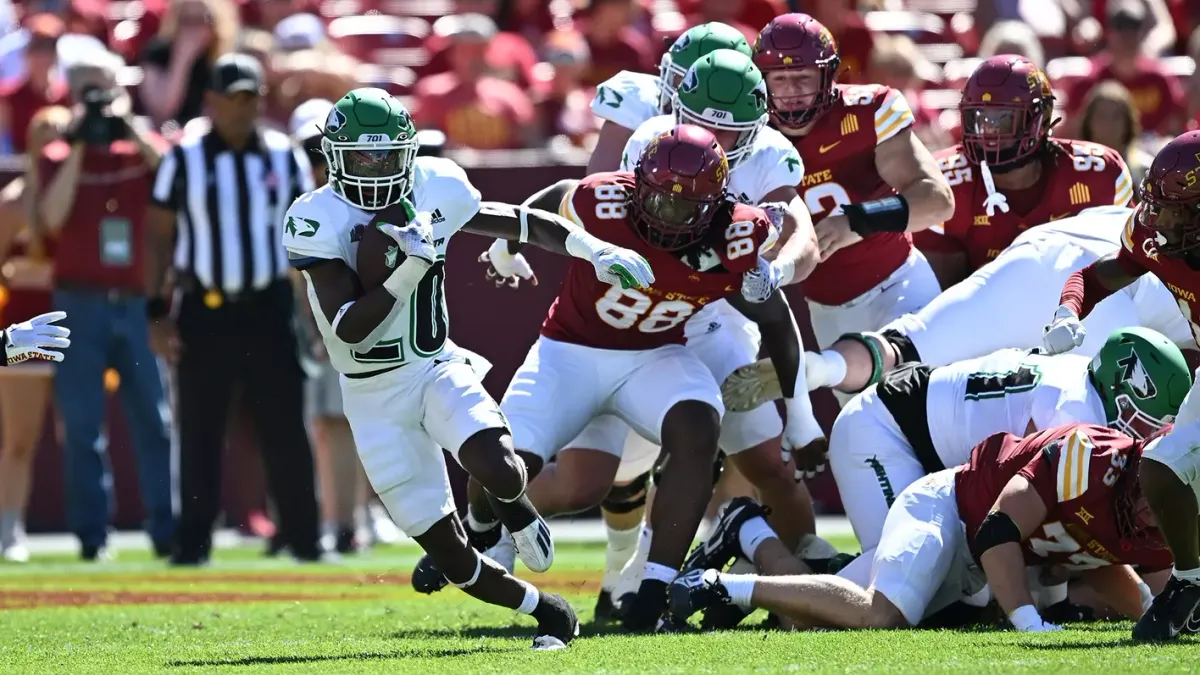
[1143,235,1161,261]
[326,108,347,134]
[285,216,320,238]
[385,244,399,269]
[1117,351,1158,399]
[680,69,699,94]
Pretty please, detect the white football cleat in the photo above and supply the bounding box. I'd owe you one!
[721,358,780,413]
[509,517,554,573]
[2,543,29,563]
[484,531,517,574]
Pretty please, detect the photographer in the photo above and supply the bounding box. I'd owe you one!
[34,51,174,561]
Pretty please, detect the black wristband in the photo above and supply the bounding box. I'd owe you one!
[0,331,7,366]
[147,297,169,320]
[843,195,910,236]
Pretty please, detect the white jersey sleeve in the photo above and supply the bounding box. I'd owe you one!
[591,71,662,131]
[619,114,674,172]
[726,126,803,205]
[283,186,353,269]
[411,156,482,244]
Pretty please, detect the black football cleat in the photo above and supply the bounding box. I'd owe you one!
[681,497,770,574]
[621,579,669,633]
[593,589,619,622]
[669,569,730,624]
[531,592,579,650]
[1133,574,1200,642]
[411,554,449,594]
[700,602,753,631]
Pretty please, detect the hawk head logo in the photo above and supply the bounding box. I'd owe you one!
[1118,351,1158,399]
[326,107,347,134]
[680,68,700,94]
[671,32,692,54]
[385,244,399,269]
[751,79,768,109]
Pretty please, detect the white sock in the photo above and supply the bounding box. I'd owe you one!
[738,516,776,562]
[467,510,498,533]
[718,572,757,609]
[603,524,641,591]
[515,580,540,614]
[1174,566,1200,584]
[817,350,847,389]
[1041,582,1068,606]
[643,561,678,584]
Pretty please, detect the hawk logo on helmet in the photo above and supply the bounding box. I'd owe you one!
[751,79,768,109]
[1118,352,1158,399]
[671,33,692,54]
[680,69,700,94]
[326,108,347,134]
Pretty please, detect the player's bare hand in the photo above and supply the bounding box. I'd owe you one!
[479,239,538,290]
[787,437,828,481]
[592,246,654,290]
[814,214,863,262]
[149,317,181,364]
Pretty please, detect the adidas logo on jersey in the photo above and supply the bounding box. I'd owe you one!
[431,209,445,224]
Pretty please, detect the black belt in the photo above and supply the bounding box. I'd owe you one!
[344,364,405,379]
[180,276,288,308]
[876,362,946,475]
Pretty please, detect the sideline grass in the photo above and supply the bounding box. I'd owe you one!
[0,538,1193,674]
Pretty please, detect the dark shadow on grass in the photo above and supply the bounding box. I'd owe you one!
[166,645,510,667]
[1019,636,1200,650]
[387,621,625,641]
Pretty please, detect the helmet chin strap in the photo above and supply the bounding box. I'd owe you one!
[979,160,1010,216]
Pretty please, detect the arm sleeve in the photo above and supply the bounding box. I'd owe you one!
[1112,156,1134,206]
[150,145,181,209]
[874,88,916,145]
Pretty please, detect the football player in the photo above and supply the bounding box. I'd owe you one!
[916,55,1134,289]
[281,88,656,649]
[1043,130,1200,641]
[491,126,811,633]
[721,206,1196,418]
[671,423,1173,631]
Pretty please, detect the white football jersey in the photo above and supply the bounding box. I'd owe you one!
[282,156,482,375]
[1010,205,1131,249]
[925,349,1106,467]
[620,114,804,205]
[590,71,662,132]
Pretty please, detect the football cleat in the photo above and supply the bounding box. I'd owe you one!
[483,533,517,574]
[682,497,770,574]
[720,359,780,413]
[700,602,752,630]
[510,516,554,573]
[669,569,730,623]
[411,554,449,594]
[1133,574,1200,641]
[593,589,618,622]
[531,592,579,650]
[621,579,669,633]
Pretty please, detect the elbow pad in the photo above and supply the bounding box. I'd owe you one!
[973,510,1022,561]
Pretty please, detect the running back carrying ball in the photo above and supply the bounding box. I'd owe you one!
[356,201,415,290]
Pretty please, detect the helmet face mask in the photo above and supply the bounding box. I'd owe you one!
[632,125,730,251]
[658,23,753,115]
[672,50,769,167]
[1137,132,1200,256]
[752,13,841,130]
[1088,327,1192,440]
[321,88,419,211]
[1111,393,1173,440]
[959,56,1054,168]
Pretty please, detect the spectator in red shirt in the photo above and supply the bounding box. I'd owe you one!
[809,0,875,84]
[1066,0,1185,136]
[496,0,559,48]
[1187,26,1200,131]
[675,0,761,45]
[413,14,540,150]
[0,14,67,155]
[578,0,654,88]
[537,29,600,147]
[34,50,174,561]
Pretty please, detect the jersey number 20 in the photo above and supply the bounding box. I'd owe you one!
[351,261,447,363]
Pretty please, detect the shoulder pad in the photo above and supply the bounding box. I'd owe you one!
[621,115,674,172]
[412,157,482,233]
[1049,427,1098,503]
[870,86,915,145]
[590,71,662,130]
[745,126,804,199]
[563,172,636,230]
[282,189,344,269]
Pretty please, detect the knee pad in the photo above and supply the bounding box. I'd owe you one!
[494,453,529,504]
[601,472,650,514]
[446,551,483,589]
[880,328,921,365]
[837,331,889,393]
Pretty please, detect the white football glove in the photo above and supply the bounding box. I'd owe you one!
[591,246,655,290]
[759,201,789,230]
[783,396,827,481]
[1009,605,1063,633]
[1042,305,1086,355]
[4,311,70,365]
[378,213,436,264]
[742,256,782,304]
[478,238,537,289]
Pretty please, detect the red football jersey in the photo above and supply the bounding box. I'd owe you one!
[955,424,1172,573]
[1118,212,1200,346]
[541,172,774,350]
[792,84,916,305]
[916,140,1134,272]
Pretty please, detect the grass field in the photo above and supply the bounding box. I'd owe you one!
[0,533,1196,674]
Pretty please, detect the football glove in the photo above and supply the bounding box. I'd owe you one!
[479,238,537,289]
[379,213,436,264]
[4,311,70,365]
[741,257,781,304]
[591,246,655,290]
[1042,305,1086,355]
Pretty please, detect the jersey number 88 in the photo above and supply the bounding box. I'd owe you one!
[595,285,695,333]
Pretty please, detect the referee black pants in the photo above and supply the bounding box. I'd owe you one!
[174,280,320,560]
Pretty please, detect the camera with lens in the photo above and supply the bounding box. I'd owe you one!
[74,85,129,145]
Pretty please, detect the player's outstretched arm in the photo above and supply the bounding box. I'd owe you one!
[463,201,654,290]
[299,257,400,349]
[875,128,955,233]
[974,475,1056,631]
[1045,249,1150,354]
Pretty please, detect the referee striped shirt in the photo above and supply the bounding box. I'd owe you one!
[150,126,315,294]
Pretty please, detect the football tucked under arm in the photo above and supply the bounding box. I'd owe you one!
[296,256,399,351]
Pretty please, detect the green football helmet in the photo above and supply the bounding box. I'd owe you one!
[321,87,419,211]
[1087,327,1193,439]
[658,22,753,113]
[673,49,769,167]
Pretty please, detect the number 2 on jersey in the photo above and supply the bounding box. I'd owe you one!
[595,285,695,333]
[802,182,850,219]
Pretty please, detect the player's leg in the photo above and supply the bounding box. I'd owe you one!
[1133,414,1200,641]
[0,368,51,562]
[611,347,725,631]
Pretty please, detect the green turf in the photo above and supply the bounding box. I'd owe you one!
[0,535,1194,674]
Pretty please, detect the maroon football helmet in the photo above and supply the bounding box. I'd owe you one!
[753,13,841,130]
[1137,131,1200,256]
[959,55,1055,168]
[632,124,730,251]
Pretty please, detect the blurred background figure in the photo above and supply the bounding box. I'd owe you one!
[138,0,240,128]
[977,19,1046,68]
[577,0,653,88]
[0,13,66,156]
[536,29,599,149]
[1077,80,1154,185]
[0,105,67,563]
[36,51,173,562]
[413,14,539,150]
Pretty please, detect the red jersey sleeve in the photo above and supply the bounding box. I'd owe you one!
[722,203,775,275]
[1017,425,1130,509]
[1057,140,1135,207]
[1117,210,1159,275]
[915,146,973,254]
[559,172,637,233]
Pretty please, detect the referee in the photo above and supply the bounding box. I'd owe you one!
[144,53,321,565]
